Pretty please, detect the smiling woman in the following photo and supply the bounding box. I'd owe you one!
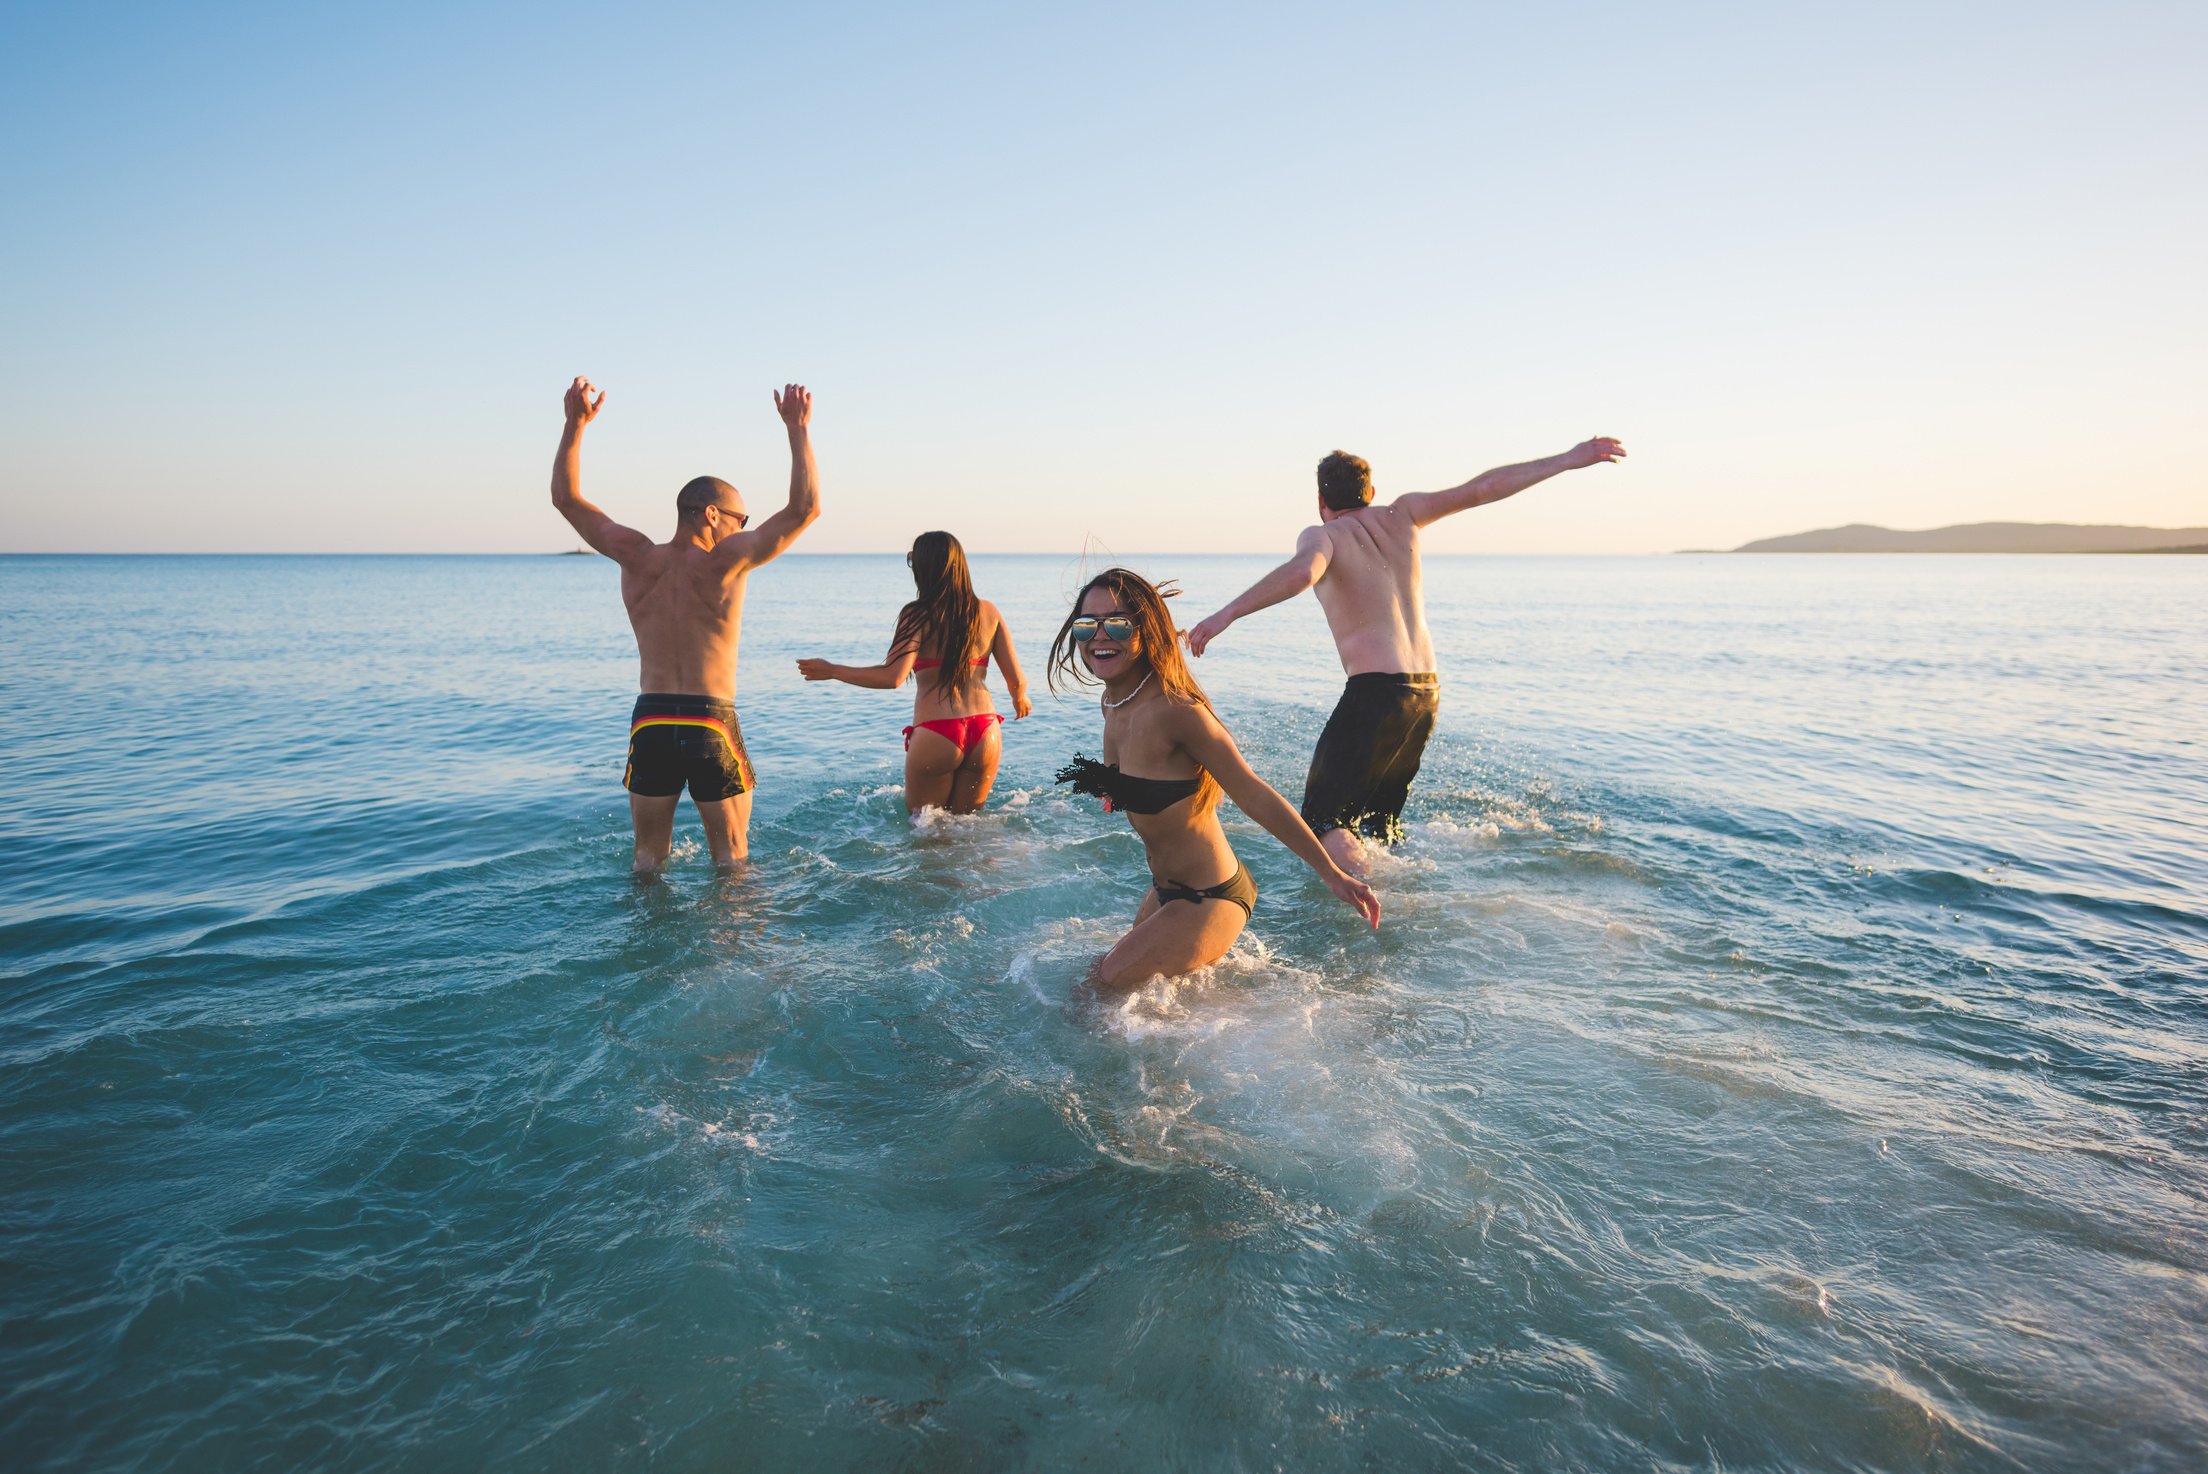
[1046,566,1379,989]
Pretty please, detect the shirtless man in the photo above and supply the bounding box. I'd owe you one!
[1187,436,1625,878]
[550,376,820,873]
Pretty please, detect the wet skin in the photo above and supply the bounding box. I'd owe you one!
[797,600,1034,815]
[1076,587,1379,992]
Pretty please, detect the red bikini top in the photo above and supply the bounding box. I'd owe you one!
[913,656,989,671]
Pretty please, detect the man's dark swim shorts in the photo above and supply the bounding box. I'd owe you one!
[624,693,755,802]
[1299,673,1440,842]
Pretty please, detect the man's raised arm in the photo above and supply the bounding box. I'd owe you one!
[1393,437,1626,529]
[549,376,654,562]
[724,384,820,568]
[1186,524,1331,657]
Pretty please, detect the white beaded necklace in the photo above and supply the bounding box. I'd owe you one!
[1100,671,1153,710]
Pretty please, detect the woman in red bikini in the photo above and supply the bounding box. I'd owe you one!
[1048,568,1379,991]
[797,531,1032,814]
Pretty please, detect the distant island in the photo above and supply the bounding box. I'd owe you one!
[1716,522,2208,554]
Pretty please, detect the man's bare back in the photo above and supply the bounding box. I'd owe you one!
[622,541,752,700]
[1305,502,1435,676]
[549,376,821,870]
[1188,436,1624,873]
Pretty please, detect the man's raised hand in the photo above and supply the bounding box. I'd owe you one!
[564,376,607,428]
[1565,436,1625,468]
[773,384,812,429]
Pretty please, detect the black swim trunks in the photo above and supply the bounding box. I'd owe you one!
[1299,673,1440,842]
[1153,861,1258,918]
[624,693,755,802]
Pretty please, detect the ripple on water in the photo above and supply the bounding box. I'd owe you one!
[2,554,2205,1470]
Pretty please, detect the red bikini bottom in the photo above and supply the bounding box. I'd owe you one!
[903,713,1003,756]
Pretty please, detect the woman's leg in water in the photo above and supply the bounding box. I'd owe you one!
[1093,892,1247,993]
[903,727,963,813]
[945,722,1002,814]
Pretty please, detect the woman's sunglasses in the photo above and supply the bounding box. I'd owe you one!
[1069,616,1136,643]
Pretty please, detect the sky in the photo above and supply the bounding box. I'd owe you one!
[1,1,2202,554]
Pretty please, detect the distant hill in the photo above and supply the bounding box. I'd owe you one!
[1728,522,2208,553]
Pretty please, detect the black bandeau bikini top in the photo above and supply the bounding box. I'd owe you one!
[1055,755,1202,814]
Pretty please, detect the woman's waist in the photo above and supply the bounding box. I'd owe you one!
[1131,821,1236,883]
[910,689,998,720]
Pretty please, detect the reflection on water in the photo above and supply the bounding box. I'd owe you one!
[0,553,2203,1471]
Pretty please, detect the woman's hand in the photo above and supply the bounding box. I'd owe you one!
[1012,690,1033,719]
[796,658,837,681]
[1325,867,1381,928]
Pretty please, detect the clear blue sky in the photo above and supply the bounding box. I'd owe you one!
[2,1,2201,553]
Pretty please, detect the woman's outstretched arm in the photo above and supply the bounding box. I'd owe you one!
[797,628,919,690]
[1169,705,1380,927]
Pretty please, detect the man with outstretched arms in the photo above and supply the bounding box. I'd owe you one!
[1187,436,1625,878]
[550,376,820,873]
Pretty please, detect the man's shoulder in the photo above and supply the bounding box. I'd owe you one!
[1365,502,1420,543]
[1315,506,1413,551]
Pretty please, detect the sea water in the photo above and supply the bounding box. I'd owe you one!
[1,553,2203,1472]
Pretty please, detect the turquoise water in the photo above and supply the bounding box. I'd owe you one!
[2,552,2204,1472]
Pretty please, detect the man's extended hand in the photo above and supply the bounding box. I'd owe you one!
[1563,436,1625,468]
[1186,612,1232,657]
[773,383,812,430]
[564,376,607,428]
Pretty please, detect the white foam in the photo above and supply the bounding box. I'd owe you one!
[640,1102,775,1155]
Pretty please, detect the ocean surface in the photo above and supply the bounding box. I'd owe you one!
[2,552,2204,1473]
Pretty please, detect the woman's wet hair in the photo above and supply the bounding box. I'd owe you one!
[895,531,983,693]
[1047,566,1219,811]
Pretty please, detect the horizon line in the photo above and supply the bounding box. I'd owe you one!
[0,548,1687,559]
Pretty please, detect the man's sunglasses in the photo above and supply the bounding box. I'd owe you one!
[1069,616,1136,643]
[718,507,749,529]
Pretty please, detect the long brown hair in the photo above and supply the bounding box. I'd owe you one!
[894,531,983,694]
[1048,567,1219,810]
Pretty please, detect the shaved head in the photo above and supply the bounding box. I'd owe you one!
[676,475,742,521]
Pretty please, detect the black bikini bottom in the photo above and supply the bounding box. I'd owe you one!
[1153,861,1257,918]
